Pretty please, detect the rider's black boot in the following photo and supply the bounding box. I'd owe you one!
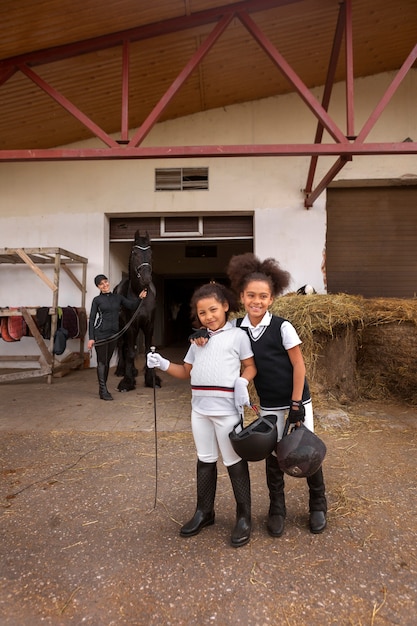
[307,467,327,533]
[265,453,286,537]
[180,460,217,537]
[227,460,251,547]
[97,363,113,401]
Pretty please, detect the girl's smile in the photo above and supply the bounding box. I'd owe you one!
[196,296,229,332]
[241,280,274,324]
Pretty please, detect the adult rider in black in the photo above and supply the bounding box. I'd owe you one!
[87,274,147,400]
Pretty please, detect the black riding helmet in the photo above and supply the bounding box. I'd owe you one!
[229,413,278,462]
[276,423,326,478]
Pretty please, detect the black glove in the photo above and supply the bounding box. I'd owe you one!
[288,401,305,424]
[188,328,210,341]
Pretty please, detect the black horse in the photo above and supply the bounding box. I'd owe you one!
[114,230,161,391]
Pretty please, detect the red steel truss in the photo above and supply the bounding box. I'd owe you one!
[0,0,416,207]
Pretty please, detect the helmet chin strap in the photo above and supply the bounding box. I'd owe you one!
[229,406,278,462]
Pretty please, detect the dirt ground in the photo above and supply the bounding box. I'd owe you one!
[0,349,416,625]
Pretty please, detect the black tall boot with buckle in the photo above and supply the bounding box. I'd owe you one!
[307,466,327,533]
[265,453,286,537]
[227,459,251,547]
[180,460,217,537]
[97,362,113,401]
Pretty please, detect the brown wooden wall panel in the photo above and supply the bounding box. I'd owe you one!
[110,215,253,241]
[110,217,160,241]
[163,216,200,232]
[203,215,253,237]
[326,187,417,297]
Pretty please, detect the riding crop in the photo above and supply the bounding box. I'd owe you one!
[150,345,159,509]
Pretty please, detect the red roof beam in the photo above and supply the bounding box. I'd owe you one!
[0,65,17,87]
[344,0,355,139]
[237,11,346,144]
[1,142,417,162]
[121,40,130,143]
[304,156,351,209]
[128,14,234,148]
[18,64,119,149]
[0,0,302,70]
[355,43,417,144]
[305,1,347,194]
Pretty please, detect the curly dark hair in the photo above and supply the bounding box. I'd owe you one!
[190,282,239,324]
[227,252,291,297]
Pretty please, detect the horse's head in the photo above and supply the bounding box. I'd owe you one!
[129,230,153,289]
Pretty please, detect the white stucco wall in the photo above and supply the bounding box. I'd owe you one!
[1,69,416,362]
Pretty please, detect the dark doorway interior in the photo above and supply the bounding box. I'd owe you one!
[164,275,230,347]
[110,228,253,347]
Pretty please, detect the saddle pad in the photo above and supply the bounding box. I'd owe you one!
[75,307,87,339]
[1,317,17,342]
[35,307,51,339]
[62,306,79,339]
[7,309,27,340]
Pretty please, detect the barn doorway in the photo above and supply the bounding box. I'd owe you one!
[109,215,253,346]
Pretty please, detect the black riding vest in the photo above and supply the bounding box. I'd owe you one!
[236,316,310,408]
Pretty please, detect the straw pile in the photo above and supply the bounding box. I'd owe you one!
[356,298,417,404]
[271,293,364,374]
[235,294,417,405]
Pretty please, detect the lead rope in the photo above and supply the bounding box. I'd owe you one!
[150,346,159,509]
[92,298,144,347]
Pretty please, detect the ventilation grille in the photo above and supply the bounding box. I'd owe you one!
[155,167,209,191]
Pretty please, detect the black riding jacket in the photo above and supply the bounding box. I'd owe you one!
[88,292,140,341]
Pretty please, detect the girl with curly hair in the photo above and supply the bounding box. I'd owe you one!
[227,252,327,535]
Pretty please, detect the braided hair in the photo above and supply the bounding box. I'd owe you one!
[227,252,290,298]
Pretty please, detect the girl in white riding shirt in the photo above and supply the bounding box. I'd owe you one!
[147,282,256,547]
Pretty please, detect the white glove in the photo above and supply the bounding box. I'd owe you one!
[234,377,250,411]
[146,352,170,371]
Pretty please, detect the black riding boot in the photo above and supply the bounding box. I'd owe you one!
[227,460,251,548]
[180,460,217,537]
[97,363,113,401]
[266,453,286,537]
[307,466,327,533]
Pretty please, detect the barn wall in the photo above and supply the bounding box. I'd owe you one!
[0,69,416,343]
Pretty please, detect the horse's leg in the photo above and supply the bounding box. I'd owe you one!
[117,328,137,392]
[132,328,139,378]
[115,306,128,377]
[126,339,138,390]
[115,337,125,377]
[143,320,161,388]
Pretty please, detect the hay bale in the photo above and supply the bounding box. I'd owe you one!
[362,297,417,326]
[358,298,417,403]
[270,294,365,385]
[310,327,360,403]
[358,321,417,404]
[233,294,417,405]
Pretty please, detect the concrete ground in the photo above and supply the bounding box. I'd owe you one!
[0,346,416,625]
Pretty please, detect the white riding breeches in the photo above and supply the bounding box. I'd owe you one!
[191,409,242,467]
[260,400,314,442]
